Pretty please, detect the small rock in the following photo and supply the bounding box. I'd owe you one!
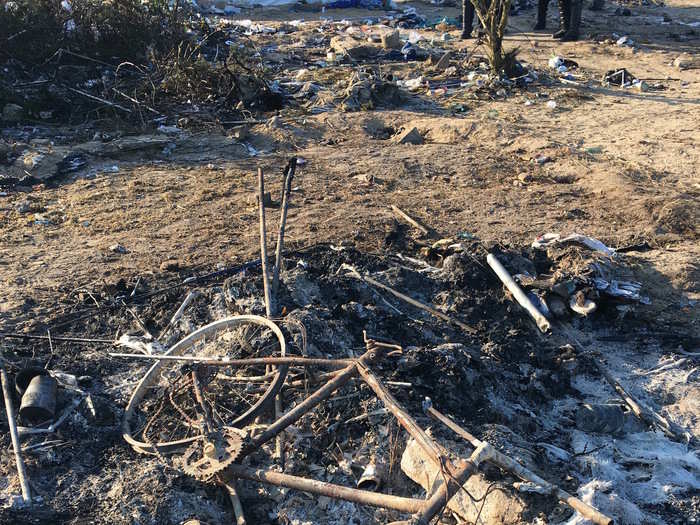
[2,103,24,122]
[435,51,453,72]
[673,53,700,70]
[392,127,424,145]
[16,201,31,213]
[381,30,401,50]
[110,243,128,254]
[518,173,533,183]
[160,259,180,272]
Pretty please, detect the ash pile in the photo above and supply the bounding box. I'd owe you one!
[0,166,697,525]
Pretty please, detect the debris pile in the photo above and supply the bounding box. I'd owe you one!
[1,170,695,523]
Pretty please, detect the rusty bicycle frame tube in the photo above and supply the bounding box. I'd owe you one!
[246,358,362,453]
[357,363,488,523]
[228,464,425,514]
[221,339,486,522]
[357,364,444,466]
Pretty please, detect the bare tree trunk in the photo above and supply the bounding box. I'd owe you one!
[470,0,513,74]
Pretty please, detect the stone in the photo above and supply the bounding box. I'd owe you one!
[110,243,128,254]
[381,30,401,50]
[160,259,181,272]
[330,36,379,60]
[2,103,23,122]
[392,127,424,145]
[435,51,453,72]
[673,54,700,70]
[518,173,533,183]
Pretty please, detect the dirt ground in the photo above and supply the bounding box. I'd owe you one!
[0,0,698,524]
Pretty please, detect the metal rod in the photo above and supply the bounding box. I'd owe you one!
[0,333,114,344]
[356,364,443,466]
[227,464,425,514]
[224,480,247,525]
[1,367,32,504]
[158,290,199,340]
[248,360,360,452]
[272,157,296,298]
[257,167,274,318]
[425,403,613,525]
[109,353,353,368]
[486,254,551,333]
[346,267,476,335]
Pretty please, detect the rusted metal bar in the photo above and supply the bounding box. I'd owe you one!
[223,479,247,525]
[346,268,477,335]
[109,353,353,368]
[356,364,443,466]
[425,403,614,525]
[227,464,425,514]
[247,360,360,453]
[272,157,296,298]
[258,167,274,318]
[0,333,113,344]
[413,444,490,525]
[1,367,32,504]
[191,369,214,434]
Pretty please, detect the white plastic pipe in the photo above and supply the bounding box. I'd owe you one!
[487,254,551,333]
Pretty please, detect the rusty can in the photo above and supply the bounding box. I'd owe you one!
[15,366,47,395]
[20,374,57,424]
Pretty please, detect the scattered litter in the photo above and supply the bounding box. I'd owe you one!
[109,243,128,254]
[533,233,616,257]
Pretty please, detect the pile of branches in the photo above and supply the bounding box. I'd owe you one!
[0,1,279,127]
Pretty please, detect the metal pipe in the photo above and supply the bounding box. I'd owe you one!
[0,333,113,344]
[227,464,424,514]
[346,268,476,335]
[248,360,360,453]
[257,167,274,318]
[356,364,443,466]
[272,157,296,297]
[1,367,32,504]
[224,480,247,525]
[486,254,551,333]
[110,353,353,368]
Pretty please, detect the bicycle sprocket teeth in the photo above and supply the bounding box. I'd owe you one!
[180,429,243,482]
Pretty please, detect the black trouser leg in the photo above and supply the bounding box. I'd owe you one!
[561,0,582,40]
[552,0,570,38]
[534,0,548,30]
[461,0,475,39]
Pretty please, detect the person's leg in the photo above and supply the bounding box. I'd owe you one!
[534,0,548,30]
[561,0,581,41]
[461,0,476,39]
[552,0,570,38]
